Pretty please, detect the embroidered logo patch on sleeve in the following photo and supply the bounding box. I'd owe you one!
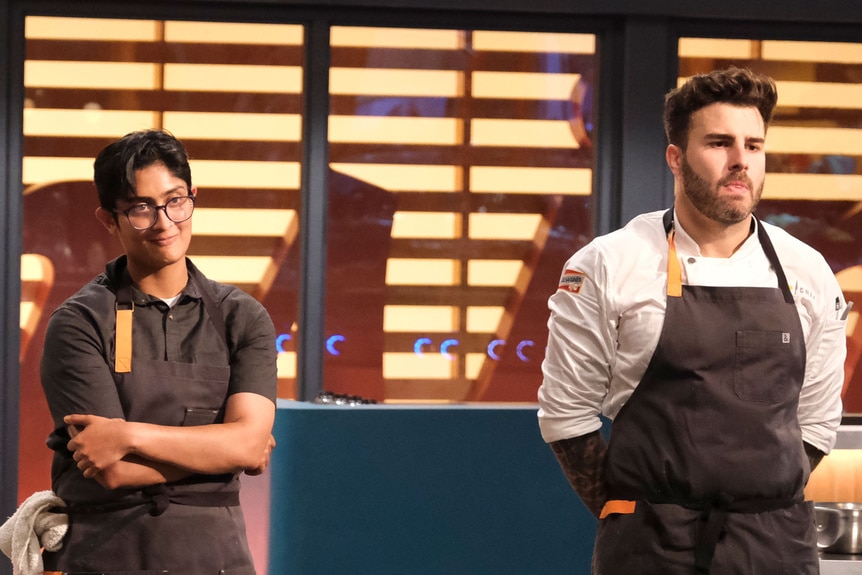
[559,269,586,293]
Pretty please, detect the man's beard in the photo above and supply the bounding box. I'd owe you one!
[681,156,763,225]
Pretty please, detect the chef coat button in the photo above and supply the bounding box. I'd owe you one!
[168,314,174,320]
[687,257,696,264]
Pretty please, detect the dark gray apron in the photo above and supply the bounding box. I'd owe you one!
[43,259,256,575]
[592,211,818,575]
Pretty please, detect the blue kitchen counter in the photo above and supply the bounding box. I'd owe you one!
[268,401,597,574]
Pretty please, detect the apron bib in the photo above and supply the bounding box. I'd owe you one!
[593,211,818,575]
[44,260,255,575]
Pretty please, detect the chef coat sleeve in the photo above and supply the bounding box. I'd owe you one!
[40,304,126,431]
[796,264,847,455]
[538,243,615,443]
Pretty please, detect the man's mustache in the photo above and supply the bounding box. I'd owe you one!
[719,174,754,189]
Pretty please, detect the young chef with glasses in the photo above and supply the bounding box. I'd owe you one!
[39,129,277,574]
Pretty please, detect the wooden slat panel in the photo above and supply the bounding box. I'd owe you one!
[679,58,862,84]
[389,238,533,260]
[331,95,575,120]
[193,188,299,210]
[188,236,291,257]
[331,47,594,73]
[22,20,599,404]
[25,88,301,114]
[23,136,300,162]
[328,143,591,168]
[386,285,510,306]
[26,39,302,65]
[394,192,554,213]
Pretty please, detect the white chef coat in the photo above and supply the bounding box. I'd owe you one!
[538,210,848,454]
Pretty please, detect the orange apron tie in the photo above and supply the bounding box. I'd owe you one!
[115,304,133,373]
[666,230,682,298]
[599,499,637,519]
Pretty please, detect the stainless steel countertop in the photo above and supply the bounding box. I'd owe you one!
[834,425,862,449]
[821,554,862,574]
[817,425,862,573]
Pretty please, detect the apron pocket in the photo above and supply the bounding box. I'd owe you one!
[733,330,794,403]
[183,407,221,426]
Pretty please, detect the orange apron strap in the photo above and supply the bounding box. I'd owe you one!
[115,305,133,373]
[599,499,637,519]
[666,230,682,298]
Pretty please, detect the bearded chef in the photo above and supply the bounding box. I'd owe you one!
[538,67,849,574]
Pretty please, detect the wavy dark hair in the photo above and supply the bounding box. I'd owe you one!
[663,66,778,149]
[93,129,192,211]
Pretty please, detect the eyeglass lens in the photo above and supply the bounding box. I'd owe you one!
[127,196,194,229]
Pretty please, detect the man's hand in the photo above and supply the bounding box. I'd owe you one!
[65,414,130,478]
[804,441,825,473]
[244,434,276,476]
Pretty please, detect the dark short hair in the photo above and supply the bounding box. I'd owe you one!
[663,67,778,149]
[93,129,192,210]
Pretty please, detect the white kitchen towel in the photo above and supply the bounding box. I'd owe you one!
[0,490,68,575]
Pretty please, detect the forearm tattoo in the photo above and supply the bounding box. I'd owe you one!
[550,430,608,518]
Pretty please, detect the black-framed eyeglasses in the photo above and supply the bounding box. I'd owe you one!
[115,195,196,230]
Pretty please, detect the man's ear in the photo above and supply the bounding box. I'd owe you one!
[666,144,683,176]
[95,207,117,233]
[190,186,197,198]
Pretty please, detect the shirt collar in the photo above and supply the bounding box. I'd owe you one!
[671,210,760,259]
[105,255,201,306]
